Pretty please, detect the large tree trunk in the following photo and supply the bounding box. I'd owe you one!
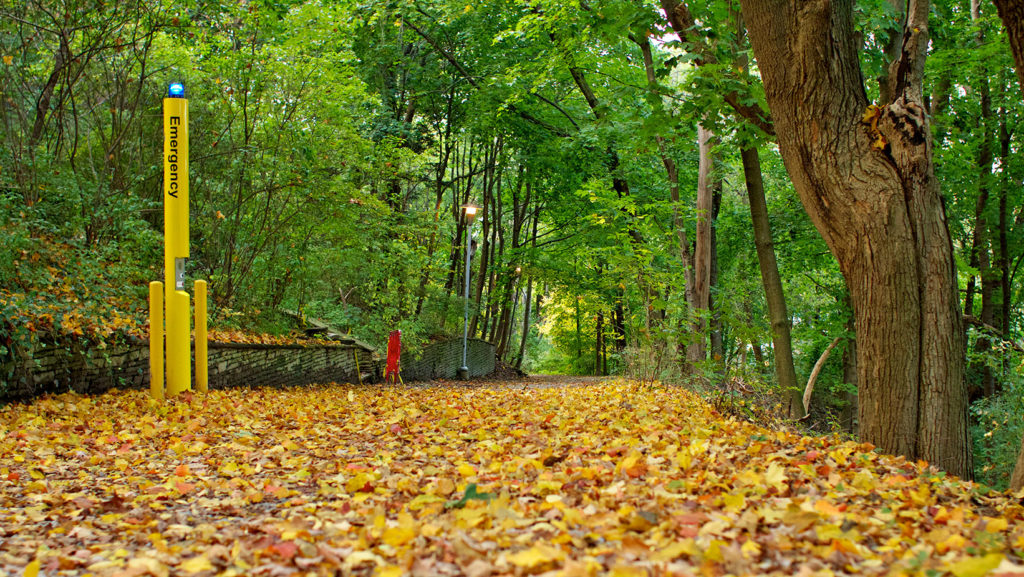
[741,146,804,418]
[739,0,971,477]
[992,0,1024,493]
[993,0,1024,91]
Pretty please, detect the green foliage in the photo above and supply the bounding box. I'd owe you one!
[970,349,1024,490]
[0,0,1021,466]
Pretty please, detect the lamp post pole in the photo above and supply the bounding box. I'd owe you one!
[460,205,478,380]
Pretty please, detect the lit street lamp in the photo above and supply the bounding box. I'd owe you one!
[459,204,479,380]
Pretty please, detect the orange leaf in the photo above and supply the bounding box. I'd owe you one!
[271,541,298,560]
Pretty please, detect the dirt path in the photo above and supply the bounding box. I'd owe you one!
[405,374,618,388]
[3,381,1020,577]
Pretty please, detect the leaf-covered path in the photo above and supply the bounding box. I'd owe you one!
[2,381,1022,577]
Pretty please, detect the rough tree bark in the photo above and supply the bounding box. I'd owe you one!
[738,0,971,476]
[993,0,1024,91]
[992,0,1024,492]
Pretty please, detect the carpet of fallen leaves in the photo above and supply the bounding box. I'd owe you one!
[2,380,1024,577]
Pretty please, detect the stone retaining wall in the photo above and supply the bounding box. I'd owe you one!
[401,338,495,381]
[0,339,374,402]
[206,343,371,389]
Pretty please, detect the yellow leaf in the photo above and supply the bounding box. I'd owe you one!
[676,451,692,470]
[617,451,647,478]
[861,104,880,123]
[984,517,1008,533]
[3,55,13,65]
[180,556,215,573]
[704,539,727,562]
[741,539,761,559]
[764,462,787,489]
[377,566,404,577]
[782,508,820,531]
[815,523,843,541]
[936,533,967,554]
[608,566,646,577]
[651,540,697,561]
[722,493,745,513]
[381,526,417,547]
[408,494,446,511]
[851,470,875,491]
[24,560,40,577]
[457,463,476,477]
[507,545,564,569]
[347,473,372,493]
[947,554,1004,577]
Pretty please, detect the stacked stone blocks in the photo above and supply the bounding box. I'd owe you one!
[0,340,371,401]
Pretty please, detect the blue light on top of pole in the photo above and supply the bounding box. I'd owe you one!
[168,83,185,98]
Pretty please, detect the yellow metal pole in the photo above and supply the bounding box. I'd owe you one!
[164,85,191,396]
[149,281,164,401]
[166,291,191,395]
[195,280,208,393]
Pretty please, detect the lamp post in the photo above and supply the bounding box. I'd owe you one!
[459,204,478,380]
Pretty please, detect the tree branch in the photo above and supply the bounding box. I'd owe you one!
[659,0,775,136]
[403,16,572,137]
[803,337,842,414]
[531,92,580,129]
[963,315,1024,353]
